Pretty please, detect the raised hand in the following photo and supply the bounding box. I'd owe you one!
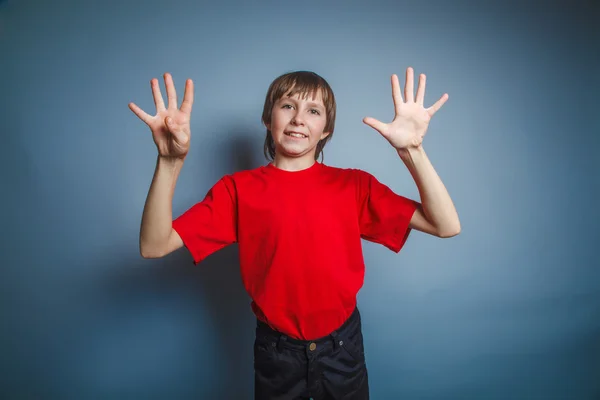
[363,67,448,150]
[129,73,194,159]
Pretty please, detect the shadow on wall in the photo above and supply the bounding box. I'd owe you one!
[61,132,264,399]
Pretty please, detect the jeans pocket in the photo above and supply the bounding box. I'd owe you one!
[339,334,364,363]
[254,335,276,366]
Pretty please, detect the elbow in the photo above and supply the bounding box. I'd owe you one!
[140,244,164,259]
[140,249,152,259]
[140,248,153,259]
[438,224,461,238]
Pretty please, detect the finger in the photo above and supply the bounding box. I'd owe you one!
[415,73,426,105]
[362,117,387,134]
[180,79,194,114]
[128,102,153,125]
[151,78,166,112]
[427,93,449,116]
[404,67,414,103]
[164,73,178,110]
[391,74,403,114]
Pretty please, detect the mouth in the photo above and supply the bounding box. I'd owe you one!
[285,131,308,139]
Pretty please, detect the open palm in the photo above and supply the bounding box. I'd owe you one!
[363,67,448,150]
[129,73,194,159]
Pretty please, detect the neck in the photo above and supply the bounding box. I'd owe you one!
[272,153,317,171]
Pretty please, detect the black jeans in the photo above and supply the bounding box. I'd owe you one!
[254,307,369,400]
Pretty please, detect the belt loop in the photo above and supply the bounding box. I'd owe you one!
[330,330,339,350]
[277,335,287,352]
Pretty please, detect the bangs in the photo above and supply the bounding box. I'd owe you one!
[270,73,327,104]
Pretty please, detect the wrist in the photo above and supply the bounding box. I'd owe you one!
[397,145,424,159]
[157,155,185,171]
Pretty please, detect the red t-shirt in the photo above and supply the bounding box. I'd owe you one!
[172,161,419,340]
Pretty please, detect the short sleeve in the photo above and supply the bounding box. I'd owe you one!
[355,170,420,253]
[172,176,238,264]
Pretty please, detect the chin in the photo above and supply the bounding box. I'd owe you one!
[280,149,308,157]
[277,142,305,153]
[277,144,312,157]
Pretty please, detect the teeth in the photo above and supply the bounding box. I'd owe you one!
[288,133,306,138]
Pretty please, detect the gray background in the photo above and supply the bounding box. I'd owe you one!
[1,0,599,398]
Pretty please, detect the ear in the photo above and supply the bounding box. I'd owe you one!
[320,131,330,140]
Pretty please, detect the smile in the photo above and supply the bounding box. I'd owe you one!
[285,131,307,138]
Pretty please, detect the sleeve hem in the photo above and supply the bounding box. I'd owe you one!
[172,220,205,265]
[386,201,419,253]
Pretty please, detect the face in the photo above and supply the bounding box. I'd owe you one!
[266,88,330,162]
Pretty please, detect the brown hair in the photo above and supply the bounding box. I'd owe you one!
[262,71,336,162]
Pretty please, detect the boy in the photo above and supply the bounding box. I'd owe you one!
[128,68,460,400]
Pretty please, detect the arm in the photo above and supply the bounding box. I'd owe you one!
[128,72,194,257]
[398,146,460,237]
[363,67,460,238]
[139,156,185,258]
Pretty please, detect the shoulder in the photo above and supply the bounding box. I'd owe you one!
[320,163,371,178]
[320,164,375,188]
[204,167,265,192]
[318,165,378,203]
[229,165,269,182]
[203,167,265,203]
[216,165,272,193]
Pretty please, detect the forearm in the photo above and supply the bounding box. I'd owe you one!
[398,146,460,236]
[139,156,184,257]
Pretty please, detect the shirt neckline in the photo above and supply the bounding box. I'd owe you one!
[264,161,323,178]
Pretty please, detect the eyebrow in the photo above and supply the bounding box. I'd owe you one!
[279,98,325,110]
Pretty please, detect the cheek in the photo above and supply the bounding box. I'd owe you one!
[271,112,287,130]
[311,117,327,133]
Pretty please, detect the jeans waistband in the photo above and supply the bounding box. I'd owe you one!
[256,307,361,351]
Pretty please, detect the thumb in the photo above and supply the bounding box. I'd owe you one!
[362,117,387,135]
[165,116,176,129]
[165,117,188,144]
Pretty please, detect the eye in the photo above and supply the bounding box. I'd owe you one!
[282,104,293,109]
[310,109,320,115]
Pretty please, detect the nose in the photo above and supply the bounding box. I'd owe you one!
[291,111,305,126]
